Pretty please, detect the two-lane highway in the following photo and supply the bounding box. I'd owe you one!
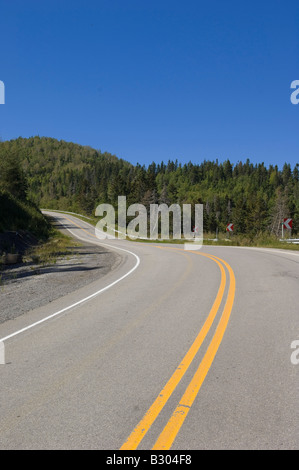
[0,212,298,449]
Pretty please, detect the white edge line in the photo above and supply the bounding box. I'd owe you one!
[0,216,140,344]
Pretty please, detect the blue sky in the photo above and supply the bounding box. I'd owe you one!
[0,0,298,169]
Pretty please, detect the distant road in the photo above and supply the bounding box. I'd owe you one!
[0,212,298,449]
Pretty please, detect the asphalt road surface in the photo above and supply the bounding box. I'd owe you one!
[0,212,298,450]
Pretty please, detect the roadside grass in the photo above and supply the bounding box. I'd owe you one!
[131,235,299,250]
[42,210,299,251]
[24,227,81,265]
[201,231,299,250]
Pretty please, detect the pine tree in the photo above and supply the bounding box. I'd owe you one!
[0,150,28,199]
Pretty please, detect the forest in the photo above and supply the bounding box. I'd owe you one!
[0,136,298,237]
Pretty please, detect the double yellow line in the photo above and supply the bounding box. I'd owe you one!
[52,214,235,450]
[120,248,235,450]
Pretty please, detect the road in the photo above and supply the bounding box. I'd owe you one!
[0,211,298,450]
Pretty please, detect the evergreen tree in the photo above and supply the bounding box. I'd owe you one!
[0,150,28,199]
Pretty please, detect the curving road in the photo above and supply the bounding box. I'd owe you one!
[0,212,298,450]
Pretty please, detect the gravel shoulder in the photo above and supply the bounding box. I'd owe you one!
[0,242,121,324]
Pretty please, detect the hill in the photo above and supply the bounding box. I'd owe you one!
[0,136,298,237]
[0,136,133,214]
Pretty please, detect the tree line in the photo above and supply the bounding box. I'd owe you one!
[0,136,298,237]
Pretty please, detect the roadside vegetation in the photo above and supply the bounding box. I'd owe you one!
[0,136,298,253]
[0,149,50,238]
[0,151,79,266]
[24,226,81,266]
[48,210,299,251]
[132,232,299,250]
[0,190,50,238]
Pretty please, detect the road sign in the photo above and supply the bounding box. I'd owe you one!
[192,226,199,238]
[283,218,293,230]
[226,223,234,232]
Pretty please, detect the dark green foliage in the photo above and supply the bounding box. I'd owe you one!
[0,190,50,237]
[0,136,298,236]
[0,149,28,199]
[0,143,50,237]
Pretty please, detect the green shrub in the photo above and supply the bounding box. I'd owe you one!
[0,190,50,238]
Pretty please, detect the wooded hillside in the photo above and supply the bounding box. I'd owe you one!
[0,136,298,236]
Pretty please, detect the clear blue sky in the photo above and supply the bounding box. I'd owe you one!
[0,0,298,169]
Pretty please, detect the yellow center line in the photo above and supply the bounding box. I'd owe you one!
[152,251,235,450]
[60,215,98,239]
[120,248,227,450]
[55,215,236,451]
